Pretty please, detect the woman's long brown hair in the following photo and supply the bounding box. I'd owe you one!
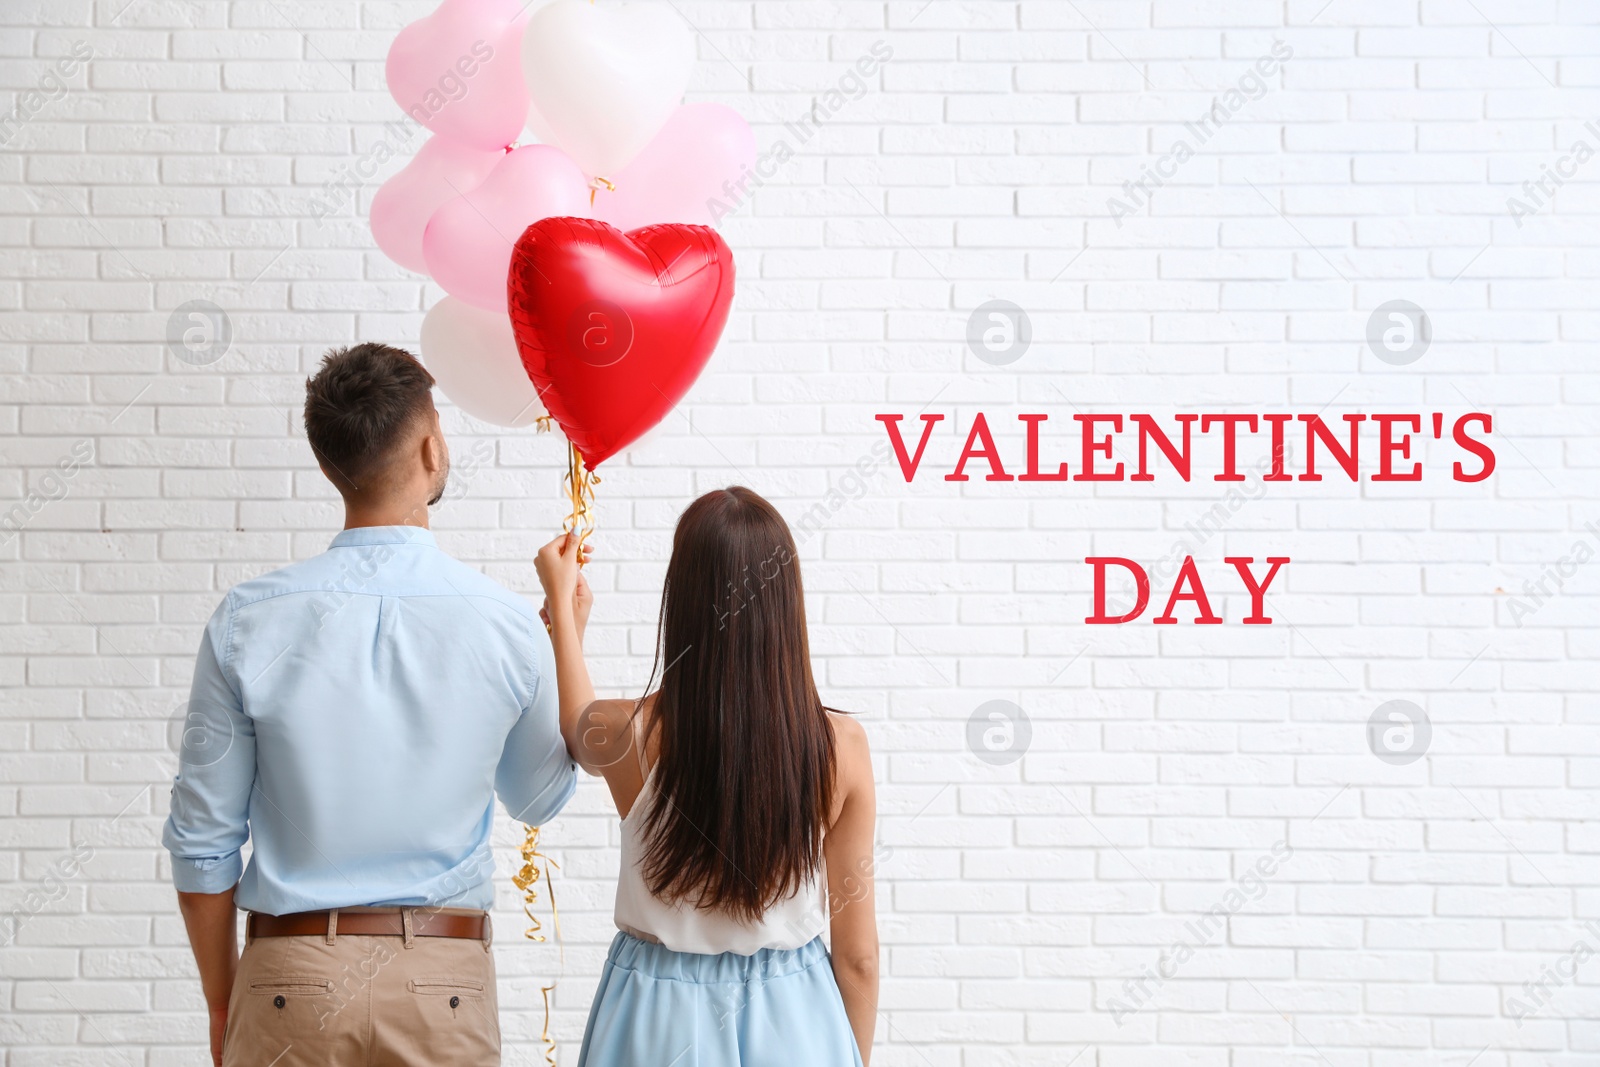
[637,486,836,923]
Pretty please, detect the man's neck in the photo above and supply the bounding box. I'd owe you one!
[342,500,431,531]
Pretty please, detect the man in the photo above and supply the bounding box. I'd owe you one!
[162,343,577,1066]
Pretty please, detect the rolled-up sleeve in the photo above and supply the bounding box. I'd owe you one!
[161,595,256,893]
[495,623,578,826]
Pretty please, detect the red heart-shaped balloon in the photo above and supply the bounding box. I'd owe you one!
[507,218,735,470]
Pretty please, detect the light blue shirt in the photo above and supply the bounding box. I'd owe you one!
[161,525,577,915]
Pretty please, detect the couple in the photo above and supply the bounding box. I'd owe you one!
[162,343,878,1066]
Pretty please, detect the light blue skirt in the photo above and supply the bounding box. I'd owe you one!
[577,931,865,1067]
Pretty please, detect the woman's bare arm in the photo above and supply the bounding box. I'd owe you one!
[824,714,879,1064]
[535,534,608,772]
[535,534,652,816]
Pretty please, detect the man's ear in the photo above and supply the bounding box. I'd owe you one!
[420,424,444,475]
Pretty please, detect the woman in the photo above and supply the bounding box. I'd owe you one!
[535,486,878,1066]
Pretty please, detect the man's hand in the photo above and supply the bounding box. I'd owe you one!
[208,1006,228,1066]
[177,888,239,1066]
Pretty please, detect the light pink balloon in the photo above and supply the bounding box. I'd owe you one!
[420,297,546,428]
[422,144,591,312]
[371,136,504,274]
[590,104,757,233]
[387,0,532,152]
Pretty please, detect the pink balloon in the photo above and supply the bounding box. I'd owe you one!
[422,144,591,312]
[590,104,757,233]
[386,0,531,152]
[592,103,758,233]
[371,136,504,274]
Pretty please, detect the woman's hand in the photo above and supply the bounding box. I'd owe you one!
[536,533,593,638]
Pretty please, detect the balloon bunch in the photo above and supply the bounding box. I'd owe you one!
[374,4,747,1056]
[373,0,750,449]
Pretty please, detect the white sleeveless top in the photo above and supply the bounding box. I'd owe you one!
[615,765,828,956]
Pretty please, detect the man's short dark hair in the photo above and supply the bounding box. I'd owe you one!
[304,343,436,495]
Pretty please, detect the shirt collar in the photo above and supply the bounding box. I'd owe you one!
[329,525,437,550]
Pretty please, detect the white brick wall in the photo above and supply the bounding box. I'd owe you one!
[3,0,1600,1063]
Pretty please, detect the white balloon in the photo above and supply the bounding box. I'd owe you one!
[520,0,695,177]
[518,0,564,145]
[420,298,546,428]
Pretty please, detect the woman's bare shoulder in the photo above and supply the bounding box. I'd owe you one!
[828,710,868,747]
[828,711,872,783]
[825,712,874,831]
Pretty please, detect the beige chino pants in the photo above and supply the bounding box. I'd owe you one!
[222,908,500,1067]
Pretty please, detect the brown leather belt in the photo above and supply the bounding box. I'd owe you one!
[248,908,488,941]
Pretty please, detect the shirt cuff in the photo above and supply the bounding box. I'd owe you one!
[505,764,579,826]
[169,851,243,894]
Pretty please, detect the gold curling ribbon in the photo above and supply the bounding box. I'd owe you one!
[561,440,599,550]
[511,440,592,1062]
[512,435,595,1062]
[588,176,616,207]
[513,825,564,1067]
[539,983,557,1066]
[533,424,600,548]
[511,825,551,942]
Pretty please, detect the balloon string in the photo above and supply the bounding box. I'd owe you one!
[588,176,616,206]
[511,825,550,941]
[512,452,586,1057]
[512,825,564,1066]
[562,440,599,549]
[539,983,558,1066]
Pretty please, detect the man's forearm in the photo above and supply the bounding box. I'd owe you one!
[177,887,239,1012]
